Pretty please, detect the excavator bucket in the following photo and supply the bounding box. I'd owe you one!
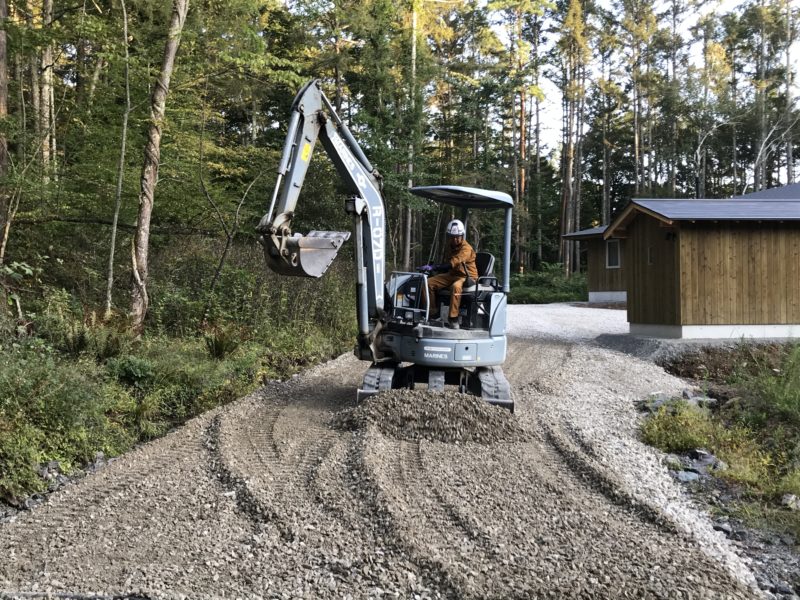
[261,230,351,278]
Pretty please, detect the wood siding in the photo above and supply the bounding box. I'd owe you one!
[678,222,800,325]
[586,239,626,292]
[626,216,680,325]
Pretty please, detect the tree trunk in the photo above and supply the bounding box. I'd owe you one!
[755,0,766,191]
[15,54,24,161]
[0,0,8,244]
[533,17,542,263]
[403,1,417,271]
[105,0,132,319]
[131,0,190,333]
[786,0,794,183]
[87,57,105,108]
[40,0,53,182]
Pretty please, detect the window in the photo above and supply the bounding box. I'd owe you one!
[606,239,621,269]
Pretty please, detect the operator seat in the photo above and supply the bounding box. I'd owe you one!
[436,251,498,303]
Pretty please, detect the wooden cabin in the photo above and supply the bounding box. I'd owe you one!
[605,193,800,338]
[563,226,626,303]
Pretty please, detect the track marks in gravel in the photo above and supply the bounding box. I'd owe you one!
[1,336,758,599]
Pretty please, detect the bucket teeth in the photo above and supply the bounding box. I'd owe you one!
[262,230,351,278]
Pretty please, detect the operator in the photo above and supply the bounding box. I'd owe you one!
[422,219,478,329]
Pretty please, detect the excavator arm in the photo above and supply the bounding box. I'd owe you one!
[257,80,387,358]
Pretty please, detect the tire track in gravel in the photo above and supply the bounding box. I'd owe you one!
[0,408,259,598]
[1,332,758,599]
[212,373,450,598]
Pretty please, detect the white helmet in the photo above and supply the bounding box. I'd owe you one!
[445,219,465,237]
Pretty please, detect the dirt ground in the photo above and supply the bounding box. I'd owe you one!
[0,307,762,599]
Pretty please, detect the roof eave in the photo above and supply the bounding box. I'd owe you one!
[604,201,673,239]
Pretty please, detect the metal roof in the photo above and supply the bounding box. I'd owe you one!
[562,226,608,240]
[633,199,800,220]
[734,183,800,200]
[409,185,513,209]
[604,197,800,239]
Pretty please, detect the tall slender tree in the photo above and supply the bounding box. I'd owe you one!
[131,0,190,333]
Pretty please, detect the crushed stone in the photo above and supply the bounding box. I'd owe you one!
[332,388,527,444]
[0,304,765,599]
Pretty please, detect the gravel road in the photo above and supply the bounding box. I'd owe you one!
[0,305,761,599]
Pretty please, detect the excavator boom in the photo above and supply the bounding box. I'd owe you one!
[258,80,387,358]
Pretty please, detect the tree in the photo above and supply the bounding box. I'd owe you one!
[556,0,588,275]
[131,0,190,334]
[0,0,8,265]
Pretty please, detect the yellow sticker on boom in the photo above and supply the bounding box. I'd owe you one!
[300,143,312,162]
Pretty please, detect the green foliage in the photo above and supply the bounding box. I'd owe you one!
[107,355,156,389]
[204,327,240,360]
[508,263,587,304]
[641,401,717,453]
[750,345,800,426]
[651,343,800,510]
[0,344,136,502]
[642,400,770,487]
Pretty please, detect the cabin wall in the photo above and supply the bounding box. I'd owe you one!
[678,222,800,325]
[626,216,680,325]
[586,239,626,292]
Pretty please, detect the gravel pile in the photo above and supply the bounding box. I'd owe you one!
[333,388,528,444]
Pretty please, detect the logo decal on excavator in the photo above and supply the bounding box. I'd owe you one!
[300,142,312,162]
[332,133,384,288]
[371,205,384,280]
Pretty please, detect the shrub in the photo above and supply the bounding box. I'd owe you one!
[508,263,587,304]
[204,327,240,359]
[641,401,717,452]
[0,419,45,502]
[107,355,156,389]
[751,345,800,426]
[0,346,136,501]
[90,326,130,361]
[641,400,770,488]
[62,323,89,356]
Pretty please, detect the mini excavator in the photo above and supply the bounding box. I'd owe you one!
[257,80,514,410]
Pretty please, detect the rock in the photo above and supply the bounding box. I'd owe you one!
[711,460,728,472]
[24,493,46,510]
[636,392,673,413]
[730,529,747,541]
[674,470,699,483]
[756,576,775,591]
[721,397,743,412]
[775,582,795,595]
[781,494,800,511]
[664,454,683,471]
[37,460,62,479]
[713,522,732,536]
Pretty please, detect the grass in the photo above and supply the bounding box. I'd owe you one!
[643,342,800,536]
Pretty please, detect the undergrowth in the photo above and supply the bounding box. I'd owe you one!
[0,249,355,504]
[508,263,587,304]
[645,342,800,535]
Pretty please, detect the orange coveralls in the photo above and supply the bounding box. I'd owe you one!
[427,240,479,319]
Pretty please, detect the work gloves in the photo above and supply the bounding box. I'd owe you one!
[418,263,449,274]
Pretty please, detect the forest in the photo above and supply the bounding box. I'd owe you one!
[0,0,797,501]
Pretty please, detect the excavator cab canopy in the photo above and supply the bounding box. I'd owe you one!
[409,185,513,210]
[409,185,513,293]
